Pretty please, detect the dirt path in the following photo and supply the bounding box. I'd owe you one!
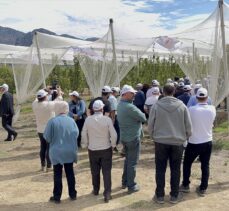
[0,113,229,211]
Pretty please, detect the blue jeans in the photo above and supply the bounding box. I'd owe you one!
[122,138,140,190]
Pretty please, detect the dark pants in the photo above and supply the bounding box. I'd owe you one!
[122,138,140,190]
[88,148,112,196]
[76,118,85,147]
[114,116,120,145]
[182,141,212,190]
[155,142,183,198]
[53,163,76,200]
[2,115,16,140]
[38,133,51,168]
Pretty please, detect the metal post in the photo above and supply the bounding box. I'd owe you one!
[219,0,229,133]
[34,31,46,88]
[192,42,195,82]
[109,18,120,87]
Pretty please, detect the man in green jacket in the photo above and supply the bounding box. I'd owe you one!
[117,85,146,194]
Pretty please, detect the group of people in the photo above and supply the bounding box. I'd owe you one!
[0,76,216,205]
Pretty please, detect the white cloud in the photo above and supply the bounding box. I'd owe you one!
[0,0,215,39]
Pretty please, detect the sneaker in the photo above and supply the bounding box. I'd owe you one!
[91,190,99,196]
[179,184,190,193]
[104,194,112,203]
[13,132,18,141]
[153,195,164,204]
[49,196,61,204]
[196,187,206,197]
[128,185,140,194]
[169,192,184,204]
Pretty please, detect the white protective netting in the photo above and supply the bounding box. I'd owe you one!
[154,1,229,107]
[75,20,154,97]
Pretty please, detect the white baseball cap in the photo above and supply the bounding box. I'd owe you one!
[183,85,192,91]
[93,100,105,111]
[0,83,9,91]
[194,83,203,89]
[121,85,137,95]
[102,85,112,93]
[136,83,143,88]
[69,91,79,97]
[196,88,208,98]
[111,87,120,93]
[36,89,48,98]
[152,87,160,94]
[152,80,160,86]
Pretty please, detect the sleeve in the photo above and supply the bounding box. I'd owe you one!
[185,107,192,138]
[43,119,53,143]
[107,118,117,147]
[148,104,156,138]
[127,104,146,123]
[77,100,86,117]
[81,119,89,148]
[187,96,194,108]
[68,102,74,118]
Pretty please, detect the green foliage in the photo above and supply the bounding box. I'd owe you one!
[121,56,184,86]
[0,65,15,93]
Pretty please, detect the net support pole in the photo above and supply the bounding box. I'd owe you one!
[192,42,195,82]
[34,31,46,88]
[109,18,120,87]
[219,0,229,133]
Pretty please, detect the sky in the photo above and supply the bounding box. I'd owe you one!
[0,0,226,39]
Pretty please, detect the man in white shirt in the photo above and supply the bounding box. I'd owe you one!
[144,87,160,114]
[32,89,62,172]
[81,100,117,203]
[180,88,216,197]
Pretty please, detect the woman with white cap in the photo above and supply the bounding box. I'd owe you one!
[44,101,79,204]
[68,91,86,148]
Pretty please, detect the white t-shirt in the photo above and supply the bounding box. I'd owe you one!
[188,103,216,144]
[144,95,159,112]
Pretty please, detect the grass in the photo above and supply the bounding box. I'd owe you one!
[213,121,229,151]
[20,105,33,114]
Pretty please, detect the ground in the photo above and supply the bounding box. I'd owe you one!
[0,111,229,211]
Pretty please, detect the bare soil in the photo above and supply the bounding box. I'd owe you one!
[0,112,229,211]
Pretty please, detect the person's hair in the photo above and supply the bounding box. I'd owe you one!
[196,96,208,102]
[102,92,109,97]
[38,96,46,102]
[163,83,175,96]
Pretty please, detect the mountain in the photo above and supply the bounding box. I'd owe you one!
[0,26,98,46]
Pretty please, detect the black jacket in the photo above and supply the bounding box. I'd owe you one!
[0,92,14,116]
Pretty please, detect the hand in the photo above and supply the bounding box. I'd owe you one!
[73,114,78,120]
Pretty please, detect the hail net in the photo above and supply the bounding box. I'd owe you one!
[75,21,154,97]
[154,1,229,107]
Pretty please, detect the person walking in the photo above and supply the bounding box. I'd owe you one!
[82,100,117,203]
[133,83,145,113]
[148,83,192,204]
[68,91,86,148]
[177,85,192,106]
[180,88,216,197]
[117,85,147,194]
[44,101,79,204]
[144,87,160,115]
[0,83,17,141]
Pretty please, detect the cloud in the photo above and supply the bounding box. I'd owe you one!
[0,0,220,39]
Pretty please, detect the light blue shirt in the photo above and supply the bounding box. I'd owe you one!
[108,95,118,111]
[44,115,79,165]
[68,100,86,119]
[187,95,212,107]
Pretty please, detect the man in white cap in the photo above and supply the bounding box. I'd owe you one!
[177,85,192,106]
[180,88,216,197]
[0,83,17,141]
[68,91,86,148]
[88,85,112,116]
[82,100,117,203]
[109,87,120,152]
[144,87,160,115]
[32,89,63,172]
[117,85,146,194]
[187,84,212,107]
[146,80,160,98]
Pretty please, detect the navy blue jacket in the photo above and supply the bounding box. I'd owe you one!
[177,92,191,106]
[0,92,14,116]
